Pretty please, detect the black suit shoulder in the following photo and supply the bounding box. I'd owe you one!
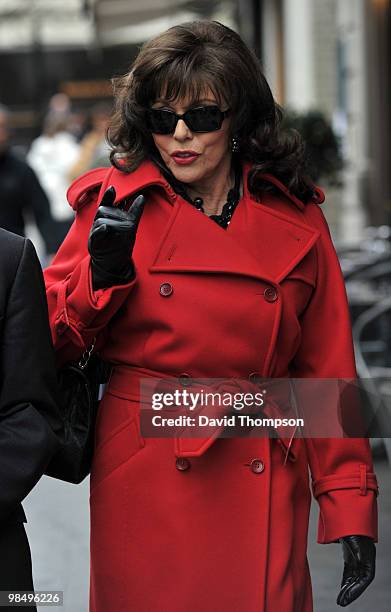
[0,227,26,284]
[0,229,28,320]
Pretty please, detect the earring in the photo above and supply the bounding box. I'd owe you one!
[231,136,240,154]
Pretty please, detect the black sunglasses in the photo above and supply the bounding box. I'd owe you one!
[145,105,230,134]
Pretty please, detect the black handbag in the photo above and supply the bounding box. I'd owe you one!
[45,339,111,484]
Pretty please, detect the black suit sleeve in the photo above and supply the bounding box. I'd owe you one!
[0,238,61,522]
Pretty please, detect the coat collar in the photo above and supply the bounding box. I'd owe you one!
[95,158,316,211]
[69,159,321,286]
[67,160,176,210]
[137,160,321,286]
[96,159,178,206]
[69,157,322,212]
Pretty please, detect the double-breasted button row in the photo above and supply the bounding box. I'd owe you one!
[176,457,264,474]
[159,282,173,297]
[160,283,278,303]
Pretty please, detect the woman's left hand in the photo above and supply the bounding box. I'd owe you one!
[337,535,376,606]
[88,186,145,290]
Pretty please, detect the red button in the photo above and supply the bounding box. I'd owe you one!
[250,459,265,474]
[175,457,191,472]
[159,282,173,297]
[178,373,192,387]
[263,286,278,302]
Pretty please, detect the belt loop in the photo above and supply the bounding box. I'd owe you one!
[359,464,367,496]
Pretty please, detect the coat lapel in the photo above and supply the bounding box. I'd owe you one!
[232,185,321,283]
[148,162,320,285]
[100,160,320,287]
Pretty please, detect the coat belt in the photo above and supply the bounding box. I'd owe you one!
[106,365,298,463]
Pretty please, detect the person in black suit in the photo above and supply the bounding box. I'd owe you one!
[0,228,61,610]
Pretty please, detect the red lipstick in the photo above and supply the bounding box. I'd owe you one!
[171,150,200,165]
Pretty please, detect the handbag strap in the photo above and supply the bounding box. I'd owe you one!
[78,337,96,370]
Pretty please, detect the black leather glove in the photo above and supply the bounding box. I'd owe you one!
[88,186,145,290]
[337,535,376,607]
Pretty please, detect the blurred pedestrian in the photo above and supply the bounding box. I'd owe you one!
[0,104,56,257]
[27,112,80,250]
[67,109,88,143]
[47,92,71,117]
[0,229,62,611]
[68,102,112,181]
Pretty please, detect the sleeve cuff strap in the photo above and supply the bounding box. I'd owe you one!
[312,467,379,498]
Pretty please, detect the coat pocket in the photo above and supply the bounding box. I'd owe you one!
[90,391,145,492]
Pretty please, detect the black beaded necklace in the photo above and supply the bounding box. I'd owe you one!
[154,156,242,230]
[190,162,242,229]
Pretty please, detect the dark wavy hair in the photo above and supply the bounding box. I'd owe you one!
[108,20,317,203]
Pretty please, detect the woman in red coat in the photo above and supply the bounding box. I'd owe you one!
[44,21,378,612]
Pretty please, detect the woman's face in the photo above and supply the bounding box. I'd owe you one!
[150,89,232,185]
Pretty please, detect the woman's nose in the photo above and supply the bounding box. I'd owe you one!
[173,118,193,140]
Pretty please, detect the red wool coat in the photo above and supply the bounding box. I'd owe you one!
[44,159,378,612]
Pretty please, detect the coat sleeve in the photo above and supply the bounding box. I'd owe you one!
[0,238,61,522]
[290,201,379,544]
[43,187,137,365]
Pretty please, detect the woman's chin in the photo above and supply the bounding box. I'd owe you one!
[168,163,204,184]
